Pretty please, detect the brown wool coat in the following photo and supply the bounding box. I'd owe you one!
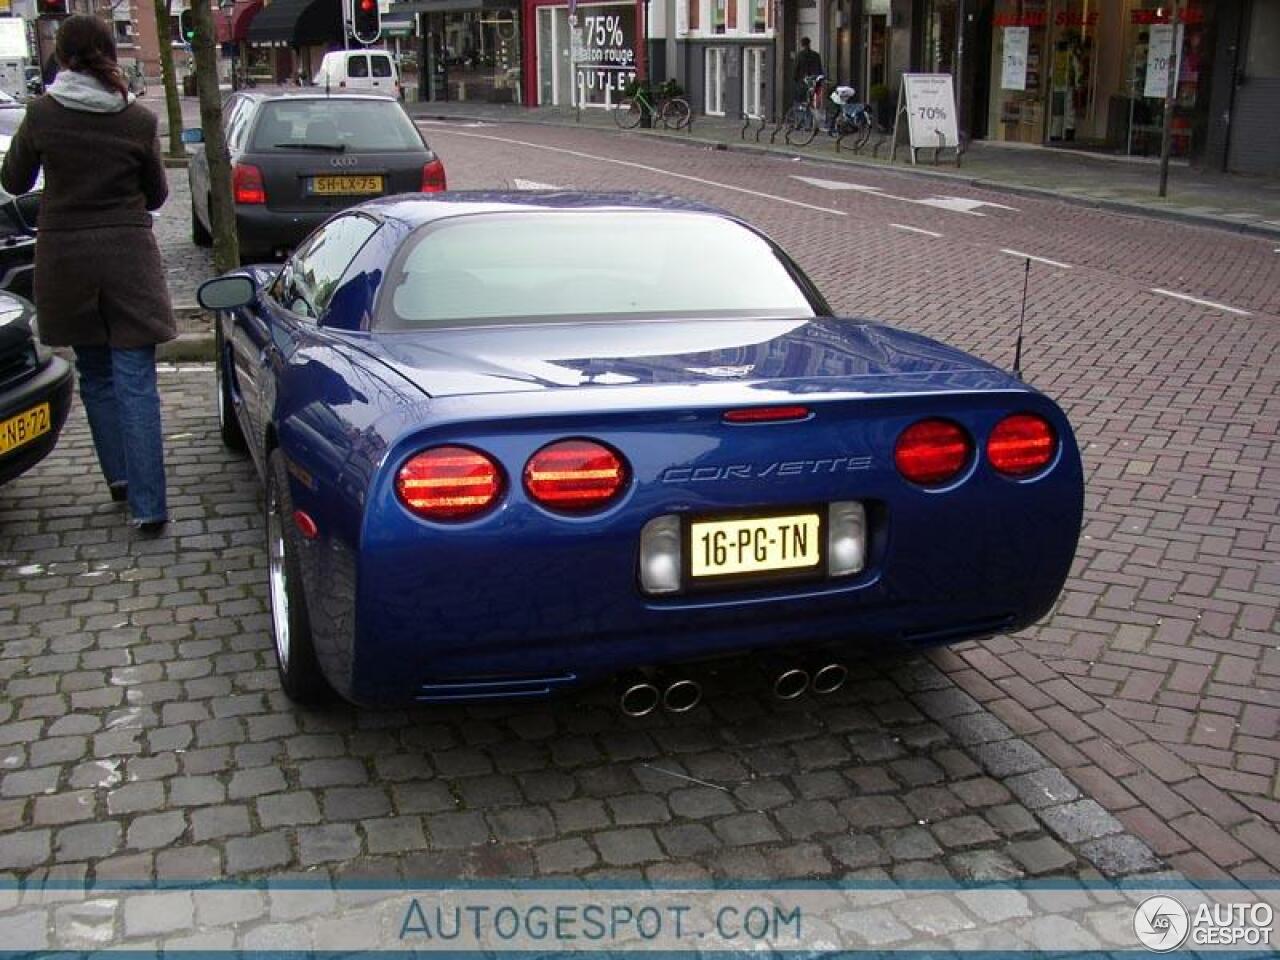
[0,93,175,349]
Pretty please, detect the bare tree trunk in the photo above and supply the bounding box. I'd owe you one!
[189,0,240,272]
[153,0,185,158]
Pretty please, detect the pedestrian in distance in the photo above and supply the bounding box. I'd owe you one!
[1,14,173,534]
[793,36,823,103]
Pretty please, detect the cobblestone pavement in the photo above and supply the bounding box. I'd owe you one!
[155,168,213,310]
[1,116,1276,889]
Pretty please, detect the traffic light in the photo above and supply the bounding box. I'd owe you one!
[351,0,381,45]
[36,0,69,15]
[178,7,196,44]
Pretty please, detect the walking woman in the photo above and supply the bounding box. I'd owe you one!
[2,15,172,532]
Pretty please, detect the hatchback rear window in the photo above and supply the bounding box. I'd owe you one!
[379,211,816,329]
[372,56,393,77]
[347,55,369,77]
[251,99,423,151]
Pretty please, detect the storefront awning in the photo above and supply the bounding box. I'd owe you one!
[387,0,513,14]
[247,0,342,45]
[215,0,264,43]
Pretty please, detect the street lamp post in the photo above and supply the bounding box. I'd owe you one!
[219,0,236,90]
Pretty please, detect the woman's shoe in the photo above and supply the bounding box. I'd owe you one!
[109,482,128,503]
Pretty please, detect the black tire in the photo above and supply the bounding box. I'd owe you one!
[614,98,644,130]
[849,114,873,151]
[660,97,691,130]
[215,321,247,452]
[785,105,818,146]
[266,449,332,704]
[192,198,212,247]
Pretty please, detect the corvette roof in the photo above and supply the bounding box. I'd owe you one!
[365,191,730,227]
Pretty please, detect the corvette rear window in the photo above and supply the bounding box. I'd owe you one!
[378,211,817,329]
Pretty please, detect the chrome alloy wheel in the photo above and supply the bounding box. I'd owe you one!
[267,484,291,671]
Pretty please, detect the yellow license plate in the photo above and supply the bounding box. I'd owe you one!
[690,512,821,578]
[310,175,383,196]
[0,402,51,456]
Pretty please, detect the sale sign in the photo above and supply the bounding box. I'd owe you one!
[1001,26,1029,91]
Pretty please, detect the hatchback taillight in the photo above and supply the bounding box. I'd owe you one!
[524,440,628,512]
[894,419,972,486]
[421,159,447,193]
[396,446,503,521]
[987,413,1057,477]
[232,163,266,205]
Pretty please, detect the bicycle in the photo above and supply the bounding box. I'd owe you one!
[829,85,873,152]
[614,84,691,131]
[782,74,824,146]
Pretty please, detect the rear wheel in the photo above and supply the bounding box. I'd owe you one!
[266,449,332,704]
[215,322,246,451]
[191,198,212,247]
[614,98,644,129]
[660,97,691,130]
[785,105,818,146]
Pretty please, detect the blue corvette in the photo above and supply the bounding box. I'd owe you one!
[199,192,1083,711]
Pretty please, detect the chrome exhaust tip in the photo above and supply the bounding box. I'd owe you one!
[811,662,848,695]
[618,674,660,717]
[662,678,702,713]
[772,667,810,701]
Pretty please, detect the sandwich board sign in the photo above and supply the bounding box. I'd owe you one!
[891,73,961,165]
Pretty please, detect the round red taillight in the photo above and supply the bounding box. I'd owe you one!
[396,445,503,521]
[524,439,628,512]
[987,413,1057,477]
[894,418,972,486]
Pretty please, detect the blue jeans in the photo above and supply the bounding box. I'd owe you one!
[73,345,167,524]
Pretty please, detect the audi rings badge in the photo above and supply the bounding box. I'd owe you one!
[330,156,359,167]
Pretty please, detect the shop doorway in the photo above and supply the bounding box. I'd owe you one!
[1227,0,1280,174]
[862,11,888,103]
[743,46,767,117]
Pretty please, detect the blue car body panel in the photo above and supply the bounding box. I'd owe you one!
[217,193,1084,706]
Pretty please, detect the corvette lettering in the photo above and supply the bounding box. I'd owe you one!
[661,456,873,483]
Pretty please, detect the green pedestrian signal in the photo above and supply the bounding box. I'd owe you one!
[179,8,196,43]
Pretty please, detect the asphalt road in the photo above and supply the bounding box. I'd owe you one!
[0,114,1276,899]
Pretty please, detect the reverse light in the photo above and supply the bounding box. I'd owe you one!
[827,501,866,577]
[723,405,810,424]
[894,418,972,486]
[421,158,447,193]
[987,413,1057,477]
[232,163,266,205]
[396,445,504,521]
[639,515,681,594]
[524,439,628,512]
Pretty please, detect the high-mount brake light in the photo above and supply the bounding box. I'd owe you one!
[894,419,972,486]
[524,440,628,512]
[987,413,1057,477]
[723,405,811,424]
[396,446,504,521]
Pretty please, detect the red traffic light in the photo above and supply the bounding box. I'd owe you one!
[37,0,69,15]
[351,0,381,43]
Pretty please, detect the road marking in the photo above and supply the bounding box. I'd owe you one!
[789,175,1018,216]
[430,130,847,216]
[418,119,492,128]
[890,223,943,238]
[513,178,563,190]
[1000,248,1073,269]
[1150,288,1252,316]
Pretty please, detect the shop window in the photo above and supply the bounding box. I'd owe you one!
[705,46,726,114]
[1245,0,1280,78]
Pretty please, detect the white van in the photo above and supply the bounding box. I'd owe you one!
[313,51,400,97]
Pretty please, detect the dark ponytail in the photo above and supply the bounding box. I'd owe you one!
[55,14,129,102]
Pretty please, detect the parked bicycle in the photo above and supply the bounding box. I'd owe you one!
[614,82,691,131]
[829,85,873,151]
[783,74,825,146]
